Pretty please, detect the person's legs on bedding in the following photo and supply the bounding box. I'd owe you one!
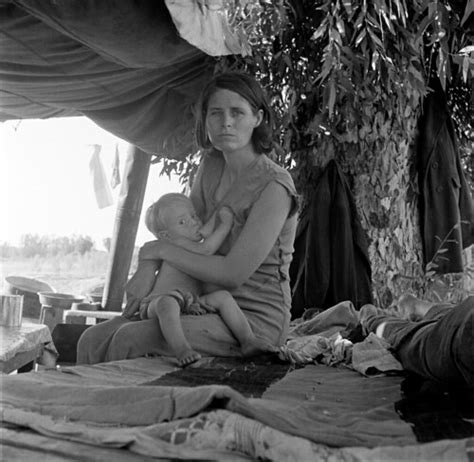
[359,295,474,387]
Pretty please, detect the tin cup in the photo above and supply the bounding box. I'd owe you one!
[0,294,24,327]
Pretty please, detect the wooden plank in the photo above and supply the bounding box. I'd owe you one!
[1,426,167,461]
[64,310,122,322]
[103,146,151,312]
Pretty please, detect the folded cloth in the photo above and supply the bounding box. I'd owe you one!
[288,300,359,339]
[279,333,352,366]
[352,333,403,376]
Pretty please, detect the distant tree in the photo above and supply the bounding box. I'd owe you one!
[102,237,112,252]
[48,236,74,255]
[21,234,44,257]
[19,234,95,256]
[0,242,18,258]
[75,235,94,255]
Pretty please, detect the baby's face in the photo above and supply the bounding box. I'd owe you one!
[162,201,203,241]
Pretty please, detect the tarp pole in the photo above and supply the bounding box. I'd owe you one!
[102,145,151,311]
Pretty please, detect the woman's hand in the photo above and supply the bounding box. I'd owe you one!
[138,239,171,261]
[122,262,157,318]
[156,230,172,240]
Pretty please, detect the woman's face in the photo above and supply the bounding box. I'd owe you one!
[205,89,263,155]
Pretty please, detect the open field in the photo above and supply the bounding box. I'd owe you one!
[0,251,137,297]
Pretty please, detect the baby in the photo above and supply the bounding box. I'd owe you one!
[127,193,276,366]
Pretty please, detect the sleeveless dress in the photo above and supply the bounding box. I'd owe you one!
[77,152,298,364]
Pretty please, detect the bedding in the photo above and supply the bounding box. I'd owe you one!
[1,301,472,460]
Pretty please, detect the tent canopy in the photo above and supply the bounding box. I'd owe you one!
[0,0,218,158]
[0,0,242,310]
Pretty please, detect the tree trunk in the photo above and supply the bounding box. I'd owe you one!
[349,122,424,307]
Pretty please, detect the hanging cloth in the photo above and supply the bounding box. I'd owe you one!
[110,145,121,189]
[417,76,474,273]
[89,144,113,209]
[289,160,373,319]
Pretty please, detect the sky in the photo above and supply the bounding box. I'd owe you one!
[0,117,182,249]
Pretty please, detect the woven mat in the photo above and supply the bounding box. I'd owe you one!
[144,356,294,398]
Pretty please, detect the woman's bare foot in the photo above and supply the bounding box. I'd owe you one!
[177,349,201,367]
[397,294,434,321]
[241,337,279,357]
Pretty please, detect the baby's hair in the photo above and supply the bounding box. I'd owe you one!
[145,193,191,238]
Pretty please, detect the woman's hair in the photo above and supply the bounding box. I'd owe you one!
[195,72,275,154]
[145,193,191,238]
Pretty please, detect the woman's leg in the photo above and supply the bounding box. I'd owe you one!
[76,316,130,364]
[105,313,243,361]
[78,311,245,364]
[201,290,278,357]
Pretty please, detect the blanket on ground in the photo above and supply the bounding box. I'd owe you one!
[1,357,472,461]
[1,300,472,460]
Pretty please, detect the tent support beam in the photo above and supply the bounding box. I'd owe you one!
[102,145,151,311]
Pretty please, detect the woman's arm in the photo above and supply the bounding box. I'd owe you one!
[139,182,291,289]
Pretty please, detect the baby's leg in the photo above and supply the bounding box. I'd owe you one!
[147,295,201,366]
[200,290,278,357]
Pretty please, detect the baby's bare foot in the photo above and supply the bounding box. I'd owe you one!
[397,293,433,320]
[177,349,201,367]
[241,337,279,358]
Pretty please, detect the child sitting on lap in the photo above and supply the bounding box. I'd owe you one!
[127,193,276,366]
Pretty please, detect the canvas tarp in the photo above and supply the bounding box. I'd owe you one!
[0,0,234,158]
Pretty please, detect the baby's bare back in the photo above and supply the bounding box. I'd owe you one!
[147,261,202,298]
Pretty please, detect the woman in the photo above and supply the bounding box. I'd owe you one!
[77,72,299,364]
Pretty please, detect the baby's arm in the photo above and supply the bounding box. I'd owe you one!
[164,207,233,255]
[198,212,216,239]
[199,206,233,254]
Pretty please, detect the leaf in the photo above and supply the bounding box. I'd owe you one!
[312,24,328,41]
[436,49,447,90]
[355,28,367,46]
[342,0,353,16]
[380,9,395,34]
[354,10,365,29]
[328,79,337,118]
[367,27,384,49]
[459,45,474,55]
[461,1,474,26]
[416,14,434,40]
[336,18,346,36]
[317,58,333,84]
[306,113,324,134]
